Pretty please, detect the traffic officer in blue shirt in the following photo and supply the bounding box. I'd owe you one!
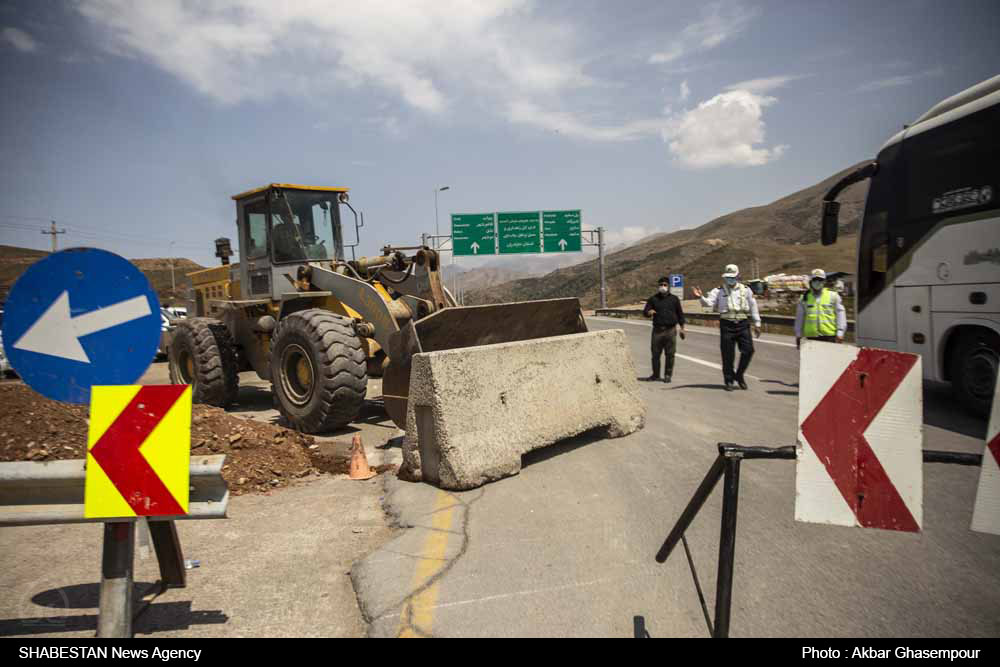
[692,264,761,391]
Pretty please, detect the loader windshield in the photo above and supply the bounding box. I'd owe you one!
[270,189,343,263]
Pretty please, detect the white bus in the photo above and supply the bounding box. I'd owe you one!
[821,75,1000,417]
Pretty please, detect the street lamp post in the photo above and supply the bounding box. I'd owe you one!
[433,185,459,302]
[169,241,176,301]
[434,185,450,245]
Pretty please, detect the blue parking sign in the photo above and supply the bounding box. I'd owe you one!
[670,274,684,288]
[2,248,161,404]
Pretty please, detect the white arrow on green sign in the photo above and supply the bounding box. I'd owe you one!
[452,213,496,256]
[542,210,581,253]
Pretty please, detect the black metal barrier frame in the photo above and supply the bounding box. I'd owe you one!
[651,443,983,639]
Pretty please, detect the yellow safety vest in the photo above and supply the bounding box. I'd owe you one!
[803,289,837,337]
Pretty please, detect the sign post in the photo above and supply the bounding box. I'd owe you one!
[0,248,205,638]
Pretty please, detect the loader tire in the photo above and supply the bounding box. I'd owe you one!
[168,318,239,407]
[270,309,367,433]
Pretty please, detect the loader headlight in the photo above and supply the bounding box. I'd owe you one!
[338,192,349,203]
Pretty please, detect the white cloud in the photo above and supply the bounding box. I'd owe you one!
[679,80,690,102]
[649,3,759,65]
[75,0,590,116]
[855,67,944,93]
[724,74,806,94]
[662,90,787,168]
[506,101,664,142]
[1,26,38,52]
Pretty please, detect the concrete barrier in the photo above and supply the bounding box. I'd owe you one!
[399,329,645,490]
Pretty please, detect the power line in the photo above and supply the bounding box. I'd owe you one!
[0,214,215,252]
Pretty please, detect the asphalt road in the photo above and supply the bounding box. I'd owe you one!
[355,317,999,638]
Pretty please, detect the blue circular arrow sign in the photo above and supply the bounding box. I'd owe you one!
[2,248,162,404]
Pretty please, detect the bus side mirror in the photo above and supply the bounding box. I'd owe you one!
[821,201,840,246]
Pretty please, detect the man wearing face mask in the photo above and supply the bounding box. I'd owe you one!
[795,269,847,349]
[642,276,686,382]
[692,264,761,391]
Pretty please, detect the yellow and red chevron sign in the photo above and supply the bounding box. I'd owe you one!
[84,385,192,519]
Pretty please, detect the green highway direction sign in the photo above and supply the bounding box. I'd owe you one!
[452,209,583,255]
[497,212,542,254]
[542,210,581,252]
[452,213,496,256]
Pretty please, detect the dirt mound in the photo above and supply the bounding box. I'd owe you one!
[0,384,360,496]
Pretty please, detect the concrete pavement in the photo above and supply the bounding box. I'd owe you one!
[354,317,999,637]
[0,364,398,638]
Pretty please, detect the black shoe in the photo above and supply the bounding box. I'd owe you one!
[724,382,734,391]
[662,376,671,383]
[737,379,748,390]
[644,375,659,382]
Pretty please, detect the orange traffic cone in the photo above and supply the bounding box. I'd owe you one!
[349,434,377,480]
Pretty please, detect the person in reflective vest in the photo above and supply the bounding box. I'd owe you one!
[693,263,761,391]
[794,269,847,348]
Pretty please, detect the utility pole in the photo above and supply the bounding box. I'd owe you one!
[597,226,607,310]
[581,227,608,310]
[41,221,66,252]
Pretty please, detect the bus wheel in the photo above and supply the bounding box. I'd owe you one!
[950,328,1000,419]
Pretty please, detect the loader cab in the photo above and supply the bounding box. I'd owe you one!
[232,184,349,301]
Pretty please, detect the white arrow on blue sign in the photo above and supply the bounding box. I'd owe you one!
[2,248,162,404]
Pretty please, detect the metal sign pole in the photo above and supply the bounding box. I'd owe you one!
[598,227,607,310]
[148,520,187,589]
[98,521,135,638]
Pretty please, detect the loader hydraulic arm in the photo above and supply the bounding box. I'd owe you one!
[303,263,402,354]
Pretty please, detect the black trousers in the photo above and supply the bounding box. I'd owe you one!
[650,326,677,378]
[720,319,754,384]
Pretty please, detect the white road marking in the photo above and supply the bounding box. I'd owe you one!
[675,353,760,381]
[588,316,798,347]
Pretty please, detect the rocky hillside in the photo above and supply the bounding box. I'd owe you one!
[464,162,869,308]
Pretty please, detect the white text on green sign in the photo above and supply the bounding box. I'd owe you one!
[542,210,582,253]
[497,212,542,254]
[452,214,496,256]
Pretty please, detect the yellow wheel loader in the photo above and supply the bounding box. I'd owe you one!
[170,184,588,433]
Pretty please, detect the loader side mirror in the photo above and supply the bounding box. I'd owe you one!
[821,201,840,246]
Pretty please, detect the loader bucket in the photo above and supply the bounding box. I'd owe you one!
[381,298,587,428]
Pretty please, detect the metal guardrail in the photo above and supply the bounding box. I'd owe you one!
[593,309,855,333]
[0,454,229,637]
[0,454,229,527]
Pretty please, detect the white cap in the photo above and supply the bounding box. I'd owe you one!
[810,269,827,280]
[722,264,739,278]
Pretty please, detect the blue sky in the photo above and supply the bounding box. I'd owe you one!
[1,0,997,268]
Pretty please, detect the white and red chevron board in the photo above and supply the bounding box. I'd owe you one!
[971,377,1000,535]
[795,340,923,532]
